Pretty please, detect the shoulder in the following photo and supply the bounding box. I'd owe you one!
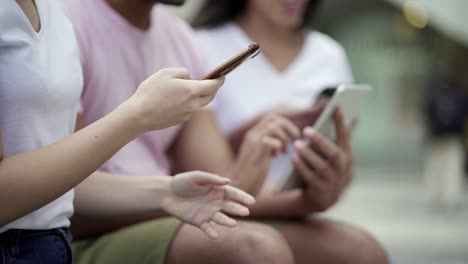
[306,31,354,82]
[306,31,348,61]
[0,3,20,41]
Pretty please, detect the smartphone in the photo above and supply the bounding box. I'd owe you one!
[276,84,372,192]
[202,44,260,80]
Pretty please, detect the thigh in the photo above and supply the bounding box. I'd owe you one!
[73,217,181,264]
[166,221,294,264]
[279,217,388,264]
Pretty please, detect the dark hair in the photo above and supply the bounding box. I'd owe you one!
[191,0,322,29]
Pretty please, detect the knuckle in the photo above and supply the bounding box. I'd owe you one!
[265,113,277,122]
[267,122,277,131]
[315,162,329,174]
[329,149,341,161]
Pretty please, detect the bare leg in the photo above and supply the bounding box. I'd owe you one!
[280,218,389,264]
[166,221,295,264]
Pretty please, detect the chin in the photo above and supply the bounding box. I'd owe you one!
[155,0,185,5]
[277,18,303,30]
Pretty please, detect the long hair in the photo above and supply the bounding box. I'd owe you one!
[191,0,322,29]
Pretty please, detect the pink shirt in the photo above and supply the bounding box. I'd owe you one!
[61,0,208,176]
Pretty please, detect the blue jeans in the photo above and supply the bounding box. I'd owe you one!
[0,228,73,264]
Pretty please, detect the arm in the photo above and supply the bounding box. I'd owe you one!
[170,109,299,196]
[168,110,310,218]
[229,101,327,152]
[0,68,224,226]
[0,103,139,226]
[170,108,353,218]
[71,115,167,238]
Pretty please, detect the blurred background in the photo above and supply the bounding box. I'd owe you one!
[168,1,468,263]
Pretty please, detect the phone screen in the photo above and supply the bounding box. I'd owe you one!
[202,44,260,80]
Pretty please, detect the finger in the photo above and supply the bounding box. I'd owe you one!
[292,154,327,190]
[200,222,219,240]
[163,68,191,79]
[192,76,225,97]
[334,108,351,152]
[195,92,217,108]
[192,172,230,186]
[303,127,343,168]
[212,212,237,227]
[293,140,332,181]
[222,201,250,216]
[262,136,283,153]
[293,99,327,126]
[276,117,301,139]
[224,185,255,205]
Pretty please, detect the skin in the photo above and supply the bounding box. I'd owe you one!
[0,1,240,237]
[237,0,308,72]
[70,0,389,263]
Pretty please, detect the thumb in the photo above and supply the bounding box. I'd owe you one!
[163,68,192,80]
[193,172,231,186]
[192,76,225,97]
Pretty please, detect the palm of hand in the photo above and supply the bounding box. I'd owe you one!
[168,184,226,227]
[162,172,253,239]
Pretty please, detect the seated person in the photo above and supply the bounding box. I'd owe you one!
[62,0,389,263]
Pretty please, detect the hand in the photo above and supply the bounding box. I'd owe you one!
[162,171,255,239]
[245,113,301,156]
[292,108,353,212]
[234,114,300,195]
[127,68,224,132]
[268,100,327,131]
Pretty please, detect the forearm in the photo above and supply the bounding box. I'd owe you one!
[0,101,141,226]
[225,153,268,196]
[229,115,263,153]
[248,190,314,219]
[74,171,171,217]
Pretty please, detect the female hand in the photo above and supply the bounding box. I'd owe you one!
[292,109,354,212]
[268,99,327,131]
[127,68,224,132]
[234,114,300,195]
[161,171,255,239]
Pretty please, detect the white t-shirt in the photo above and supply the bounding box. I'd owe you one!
[196,23,353,182]
[0,0,83,232]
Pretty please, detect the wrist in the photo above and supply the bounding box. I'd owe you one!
[114,99,146,139]
[155,176,173,213]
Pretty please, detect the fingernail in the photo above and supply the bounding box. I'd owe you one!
[294,140,306,149]
[304,127,315,137]
[243,208,250,216]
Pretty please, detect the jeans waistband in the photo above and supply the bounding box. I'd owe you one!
[0,228,71,244]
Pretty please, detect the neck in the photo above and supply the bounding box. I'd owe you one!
[237,10,303,47]
[105,0,154,30]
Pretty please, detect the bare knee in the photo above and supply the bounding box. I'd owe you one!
[281,219,389,264]
[166,222,294,264]
[315,221,389,264]
[237,223,294,264]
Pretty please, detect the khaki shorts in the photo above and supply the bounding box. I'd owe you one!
[72,217,283,264]
[73,217,182,264]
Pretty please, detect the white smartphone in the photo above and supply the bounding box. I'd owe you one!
[276,84,372,192]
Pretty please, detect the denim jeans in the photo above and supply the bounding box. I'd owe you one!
[0,228,73,264]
